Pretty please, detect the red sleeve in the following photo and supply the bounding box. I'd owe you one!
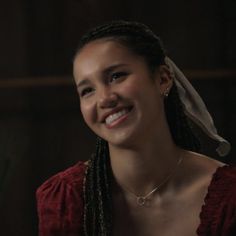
[198,165,236,236]
[36,162,86,236]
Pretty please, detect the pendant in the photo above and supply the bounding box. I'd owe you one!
[136,197,146,206]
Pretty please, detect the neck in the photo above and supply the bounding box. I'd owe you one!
[109,130,183,196]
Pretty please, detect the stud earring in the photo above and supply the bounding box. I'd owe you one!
[163,87,169,97]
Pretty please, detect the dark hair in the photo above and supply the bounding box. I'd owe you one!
[75,21,165,72]
[78,20,200,236]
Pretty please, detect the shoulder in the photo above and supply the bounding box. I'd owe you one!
[187,151,236,186]
[210,165,236,196]
[183,150,236,194]
[180,151,225,185]
[179,150,236,197]
[188,150,236,235]
[37,161,88,201]
[198,165,236,235]
[36,161,88,235]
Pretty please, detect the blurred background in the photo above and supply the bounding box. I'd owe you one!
[0,0,236,235]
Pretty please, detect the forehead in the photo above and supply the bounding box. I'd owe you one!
[76,39,134,61]
[73,39,144,80]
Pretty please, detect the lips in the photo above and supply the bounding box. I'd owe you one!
[105,108,130,125]
[101,106,133,127]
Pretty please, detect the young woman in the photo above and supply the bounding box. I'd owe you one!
[37,21,235,236]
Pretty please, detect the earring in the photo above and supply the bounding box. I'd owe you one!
[163,87,169,97]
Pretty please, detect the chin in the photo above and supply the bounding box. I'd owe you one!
[104,127,141,148]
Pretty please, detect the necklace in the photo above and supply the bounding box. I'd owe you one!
[117,156,183,206]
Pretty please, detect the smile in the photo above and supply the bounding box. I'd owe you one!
[105,107,132,127]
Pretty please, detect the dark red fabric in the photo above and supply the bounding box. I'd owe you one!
[36,162,87,236]
[37,163,236,236]
[197,165,236,236]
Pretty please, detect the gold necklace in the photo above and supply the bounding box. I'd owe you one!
[117,156,183,206]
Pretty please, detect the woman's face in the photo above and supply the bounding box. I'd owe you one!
[73,39,171,147]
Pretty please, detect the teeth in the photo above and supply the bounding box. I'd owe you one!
[105,109,129,125]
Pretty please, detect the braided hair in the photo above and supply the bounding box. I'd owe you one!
[75,20,201,235]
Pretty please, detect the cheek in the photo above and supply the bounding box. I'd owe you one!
[125,77,163,115]
[118,78,142,98]
[120,76,157,103]
[80,101,97,127]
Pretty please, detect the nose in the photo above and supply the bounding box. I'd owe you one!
[97,87,118,109]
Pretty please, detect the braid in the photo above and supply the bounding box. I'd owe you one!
[79,20,201,235]
[165,83,201,152]
[76,20,166,71]
[84,138,112,236]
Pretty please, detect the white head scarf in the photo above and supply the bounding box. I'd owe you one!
[165,57,231,157]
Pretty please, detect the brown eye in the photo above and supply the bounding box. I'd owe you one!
[109,72,128,83]
[80,87,94,97]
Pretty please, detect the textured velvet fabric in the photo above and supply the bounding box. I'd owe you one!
[37,163,236,236]
[37,162,86,236]
[197,165,236,235]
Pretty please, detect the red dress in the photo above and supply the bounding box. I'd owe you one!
[36,162,236,236]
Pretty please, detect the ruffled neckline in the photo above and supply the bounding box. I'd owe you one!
[80,162,235,235]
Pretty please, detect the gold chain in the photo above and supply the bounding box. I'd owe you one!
[116,156,183,206]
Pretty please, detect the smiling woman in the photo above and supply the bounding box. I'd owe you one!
[74,40,169,146]
[36,21,236,236]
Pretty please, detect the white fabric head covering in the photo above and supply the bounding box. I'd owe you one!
[164,57,231,157]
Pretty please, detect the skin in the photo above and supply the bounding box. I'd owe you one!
[73,39,225,236]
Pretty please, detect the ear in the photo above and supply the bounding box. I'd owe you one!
[155,65,173,97]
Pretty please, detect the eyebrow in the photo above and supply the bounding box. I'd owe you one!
[77,78,90,89]
[103,63,129,74]
[76,63,129,88]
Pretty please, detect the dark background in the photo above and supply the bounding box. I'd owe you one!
[0,0,236,235]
